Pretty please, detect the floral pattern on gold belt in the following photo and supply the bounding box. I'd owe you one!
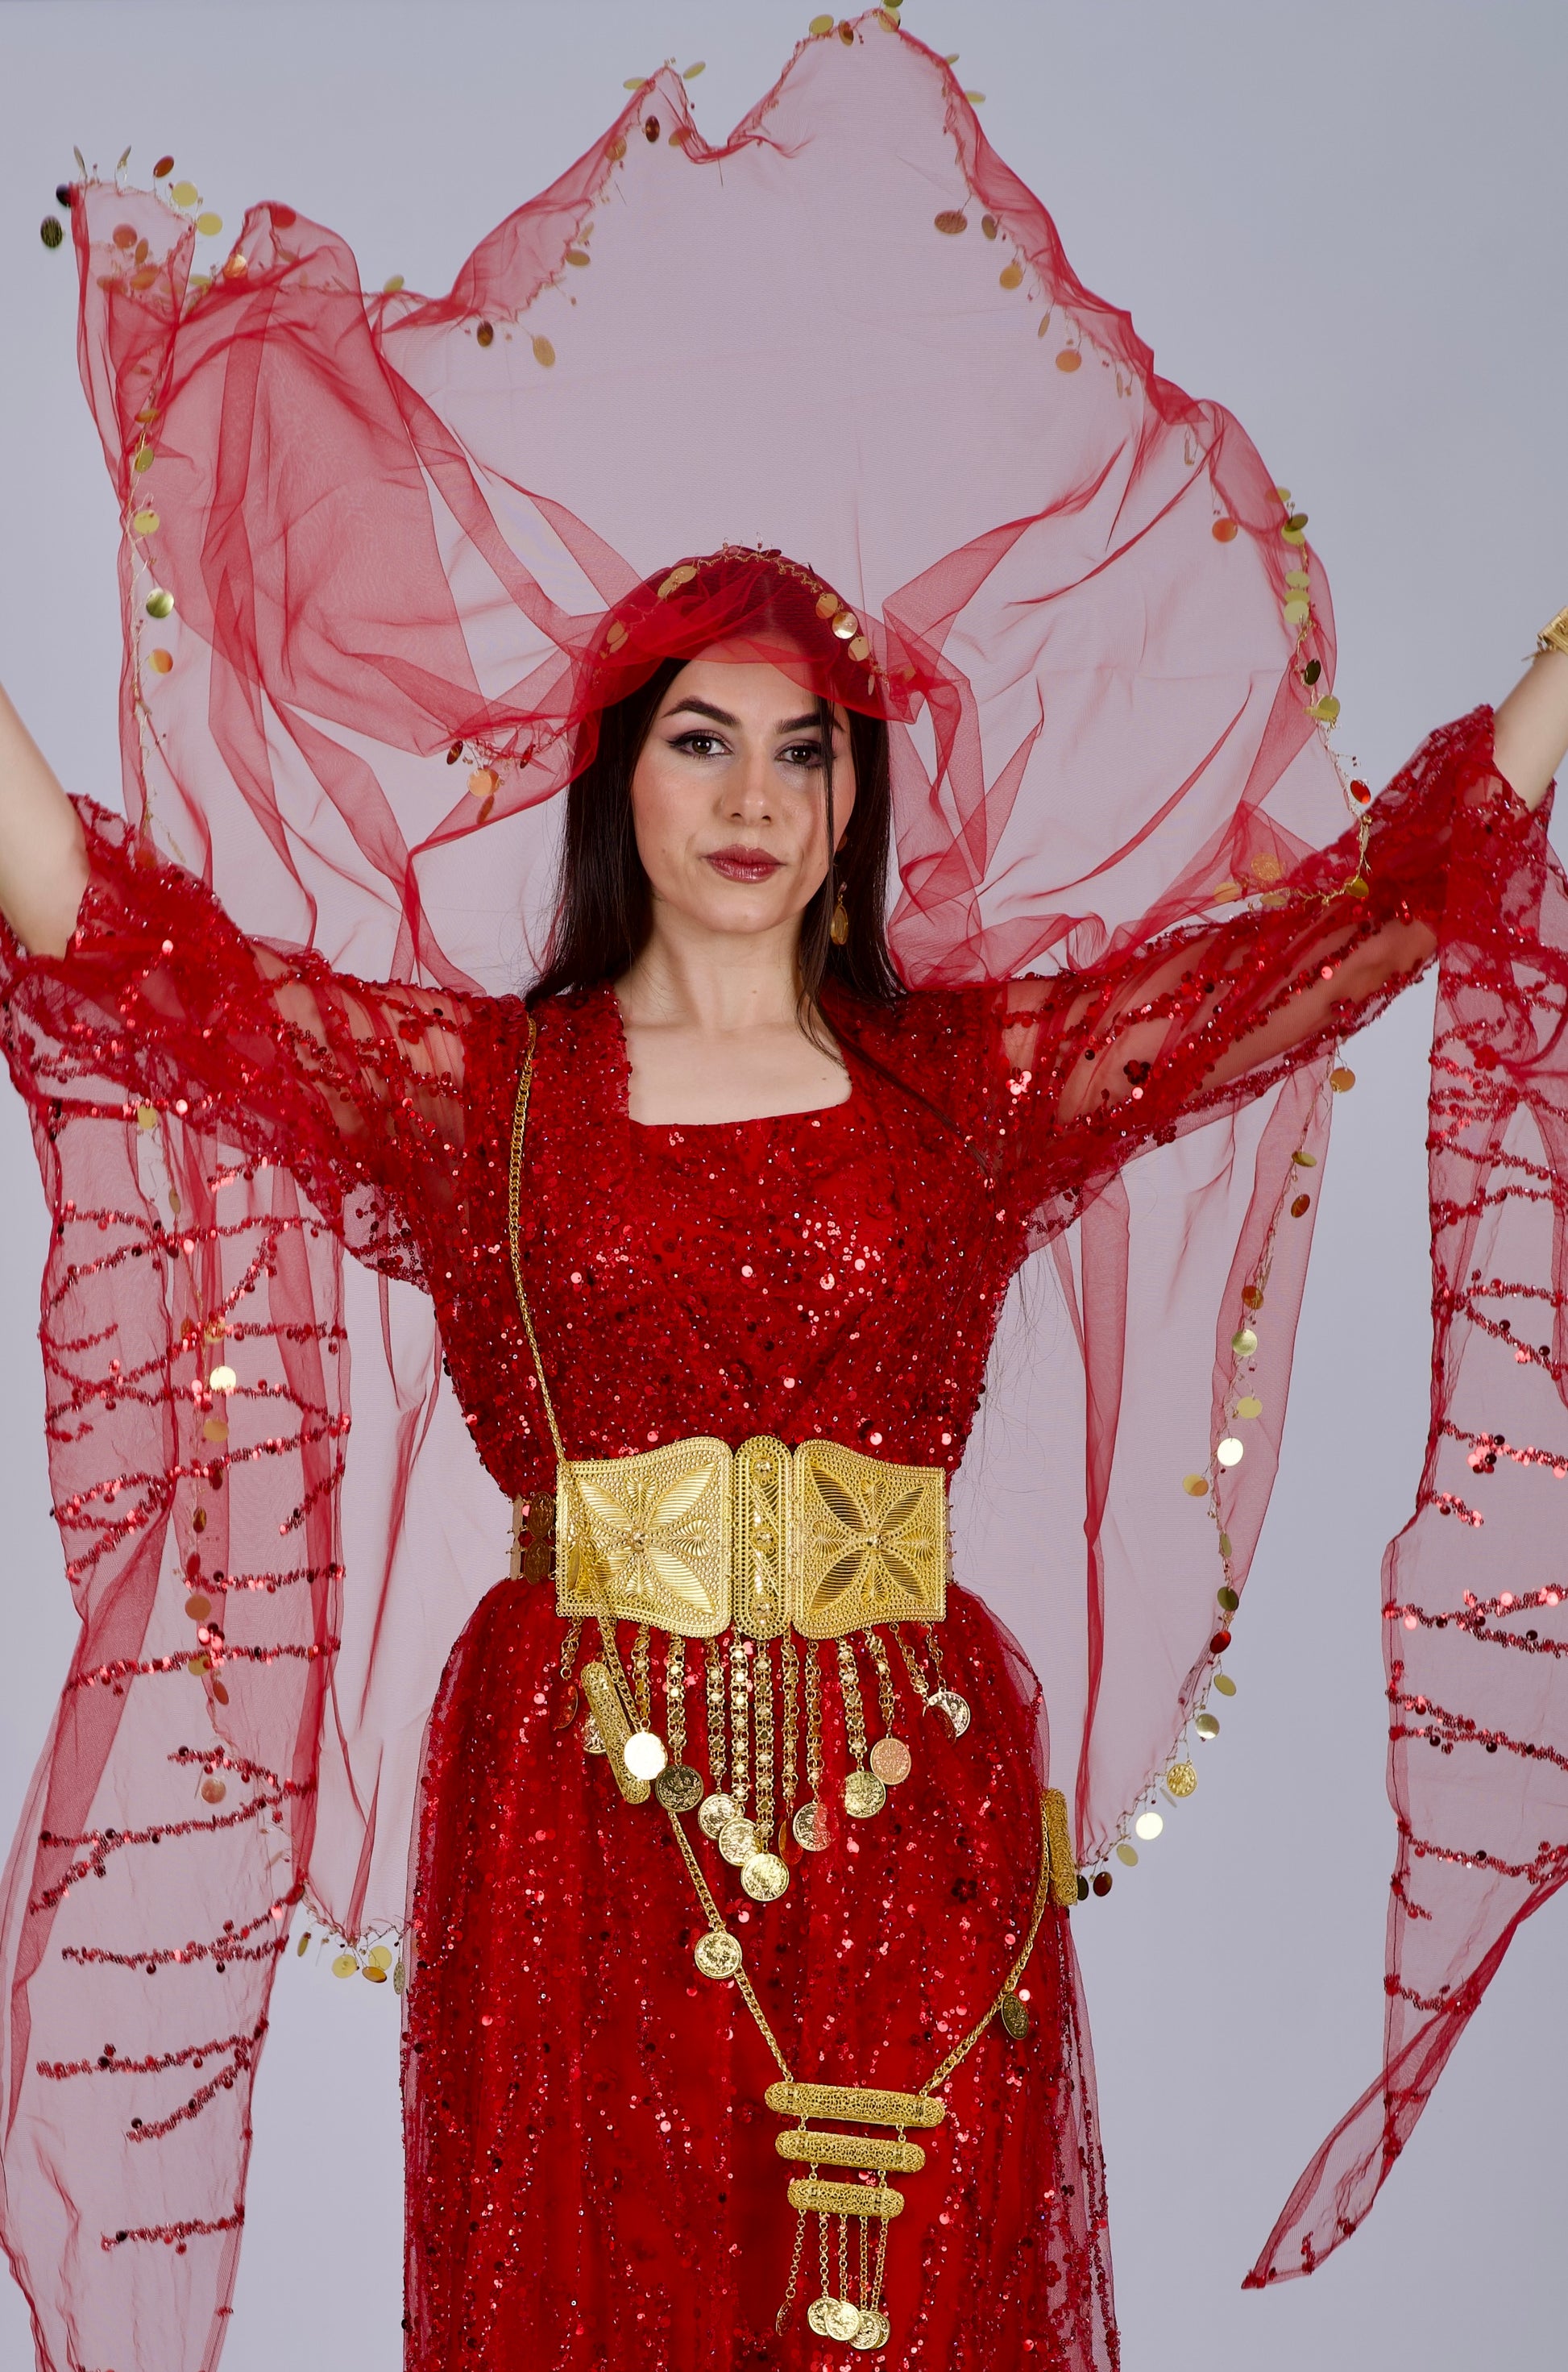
[526,1435,948,1640]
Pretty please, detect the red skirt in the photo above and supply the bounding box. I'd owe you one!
[402,1580,1118,2370]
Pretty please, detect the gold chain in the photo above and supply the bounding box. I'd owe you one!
[508,1020,643,1736]
[755,1638,776,1834]
[666,1634,687,1763]
[894,1625,931,1701]
[780,1630,801,1823]
[706,1638,728,1789]
[805,1641,825,1797]
[836,1637,869,1771]
[865,1627,897,1733]
[730,1637,751,1808]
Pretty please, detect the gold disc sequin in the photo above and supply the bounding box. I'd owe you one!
[740,1850,790,1901]
[843,1768,886,1819]
[792,1799,834,1851]
[926,1687,972,1737]
[1166,1759,1198,1797]
[698,1791,740,1838]
[1000,1989,1030,2039]
[718,1815,760,1865]
[654,1761,705,1811]
[694,1929,742,1979]
[869,1735,912,1784]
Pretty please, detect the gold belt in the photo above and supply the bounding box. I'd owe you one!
[516,1433,948,1642]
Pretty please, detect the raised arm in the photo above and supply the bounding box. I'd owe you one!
[1059,645,1567,1126]
[0,680,471,1236]
[0,681,89,958]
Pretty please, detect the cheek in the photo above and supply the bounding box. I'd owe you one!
[628,751,702,871]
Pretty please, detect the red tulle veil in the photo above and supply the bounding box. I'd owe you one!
[2,14,1566,2367]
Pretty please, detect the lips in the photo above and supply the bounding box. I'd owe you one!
[705,846,783,883]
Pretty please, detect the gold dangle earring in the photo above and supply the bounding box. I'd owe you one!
[830,887,849,946]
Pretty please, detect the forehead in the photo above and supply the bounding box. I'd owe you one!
[659,655,840,726]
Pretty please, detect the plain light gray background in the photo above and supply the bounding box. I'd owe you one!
[0,4,1563,2366]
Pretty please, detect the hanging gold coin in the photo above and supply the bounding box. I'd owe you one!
[741,1850,790,1901]
[792,1798,835,1852]
[1165,1759,1198,1797]
[699,1791,741,1838]
[844,1768,887,1819]
[807,2299,835,2337]
[869,1734,912,1784]
[926,1687,972,1738]
[623,1728,668,1781]
[1000,1988,1030,2039]
[823,2297,862,2342]
[693,1929,743,1979]
[654,1761,705,1812]
[719,1815,761,1865]
[851,2308,891,2349]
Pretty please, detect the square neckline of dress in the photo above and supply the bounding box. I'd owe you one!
[599,978,859,1135]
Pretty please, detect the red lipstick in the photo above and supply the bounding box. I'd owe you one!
[705,845,783,883]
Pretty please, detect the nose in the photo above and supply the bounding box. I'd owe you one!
[724,742,774,825]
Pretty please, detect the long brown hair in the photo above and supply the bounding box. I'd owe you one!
[528,658,903,1016]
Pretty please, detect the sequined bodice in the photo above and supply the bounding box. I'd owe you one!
[440,982,1022,1490]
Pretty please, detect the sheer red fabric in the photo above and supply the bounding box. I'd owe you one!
[1,14,1565,2370]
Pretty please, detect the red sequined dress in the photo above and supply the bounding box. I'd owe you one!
[0,708,1524,2370]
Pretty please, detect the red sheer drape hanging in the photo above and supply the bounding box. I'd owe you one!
[0,12,1564,2367]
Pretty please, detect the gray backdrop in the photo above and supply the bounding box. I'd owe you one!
[0,3,1563,2366]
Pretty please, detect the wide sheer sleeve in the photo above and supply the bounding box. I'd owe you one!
[2,798,470,1271]
[988,708,1518,1220]
[0,798,484,2372]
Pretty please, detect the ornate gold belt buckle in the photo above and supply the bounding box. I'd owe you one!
[548,1435,947,1639]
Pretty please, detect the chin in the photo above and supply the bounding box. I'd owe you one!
[670,879,799,937]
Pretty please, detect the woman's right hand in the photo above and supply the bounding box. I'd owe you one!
[0,681,89,958]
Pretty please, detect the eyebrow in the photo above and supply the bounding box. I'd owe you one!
[663,696,829,735]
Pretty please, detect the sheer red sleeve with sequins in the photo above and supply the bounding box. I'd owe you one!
[985,709,1489,1225]
[11,800,471,1274]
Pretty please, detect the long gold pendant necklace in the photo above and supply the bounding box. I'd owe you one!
[505,1019,1076,2349]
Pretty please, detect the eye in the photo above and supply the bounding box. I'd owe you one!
[778,739,825,771]
[668,729,728,758]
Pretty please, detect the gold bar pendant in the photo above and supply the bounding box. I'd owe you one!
[774,2130,926,2174]
[765,2080,945,2130]
[580,1662,651,1805]
[786,2177,903,2220]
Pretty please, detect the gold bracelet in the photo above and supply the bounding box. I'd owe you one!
[1537,605,1568,659]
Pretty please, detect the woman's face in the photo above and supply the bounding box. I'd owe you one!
[628,657,854,941]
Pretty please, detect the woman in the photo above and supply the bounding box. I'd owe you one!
[0,26,1565,2372]
[1,540,1564,2370]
